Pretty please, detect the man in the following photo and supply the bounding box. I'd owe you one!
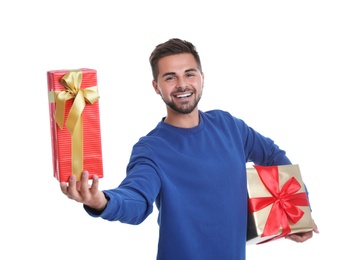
[60,38,318,259]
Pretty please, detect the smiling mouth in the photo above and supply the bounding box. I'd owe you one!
[174,93,193,98]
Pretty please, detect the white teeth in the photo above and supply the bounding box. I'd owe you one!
[177,93,191,98]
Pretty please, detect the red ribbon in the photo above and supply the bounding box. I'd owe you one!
[248,165,309,243]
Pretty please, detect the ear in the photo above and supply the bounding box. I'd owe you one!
[152,80,160,94]
[201,72,205,89]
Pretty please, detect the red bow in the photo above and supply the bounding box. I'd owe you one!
[248,165,309,243]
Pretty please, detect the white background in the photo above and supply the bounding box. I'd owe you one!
[1,0,356,259]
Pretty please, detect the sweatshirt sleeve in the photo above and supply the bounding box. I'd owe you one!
[84,142,161,225]
[238,119,292,166]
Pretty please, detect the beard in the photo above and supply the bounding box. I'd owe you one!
[162,92,202,114]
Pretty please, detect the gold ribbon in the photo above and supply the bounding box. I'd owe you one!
[49,70,99,179]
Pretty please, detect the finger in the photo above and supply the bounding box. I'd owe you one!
[80,170,90,190]
[289,231,312,243]
[90,175,100,194]
[299,234,311,242]
[313,222,320,234]
[67,174,79,199]
[287,234,304,243]
[79,171,92,201]
[60,182,68,195]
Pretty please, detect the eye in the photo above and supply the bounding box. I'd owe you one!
[165,76,174,81]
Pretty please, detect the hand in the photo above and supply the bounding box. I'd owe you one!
[60,170,108,211]
[286,220,319,243]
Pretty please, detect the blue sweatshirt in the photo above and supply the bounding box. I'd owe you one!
[85,109,291,260]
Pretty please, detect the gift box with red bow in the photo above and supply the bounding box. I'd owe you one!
[47,68,103,182]
[246,164,314,245]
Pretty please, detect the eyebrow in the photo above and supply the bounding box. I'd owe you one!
[161,68,198,78]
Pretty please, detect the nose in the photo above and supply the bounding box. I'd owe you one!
[176,75,187,90]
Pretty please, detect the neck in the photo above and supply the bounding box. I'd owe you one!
[164,109,200,128]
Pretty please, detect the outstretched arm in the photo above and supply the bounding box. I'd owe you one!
[60,170,108,211]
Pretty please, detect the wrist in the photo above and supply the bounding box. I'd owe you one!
[85,192,109,213]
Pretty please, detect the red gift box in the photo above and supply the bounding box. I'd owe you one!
[47,68,103,182]
[246,164,314,245]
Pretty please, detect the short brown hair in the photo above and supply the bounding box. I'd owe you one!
[149,38,202,81]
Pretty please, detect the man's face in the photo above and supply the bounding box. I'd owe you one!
[152,53,204,114]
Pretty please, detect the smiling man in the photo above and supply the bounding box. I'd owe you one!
[60,38,318,260]
[153,53,203,117]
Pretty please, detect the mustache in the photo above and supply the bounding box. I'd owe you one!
[172,88,193,94]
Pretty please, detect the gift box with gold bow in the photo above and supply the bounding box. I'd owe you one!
[246,164,314,245]
[47,68,103,182]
